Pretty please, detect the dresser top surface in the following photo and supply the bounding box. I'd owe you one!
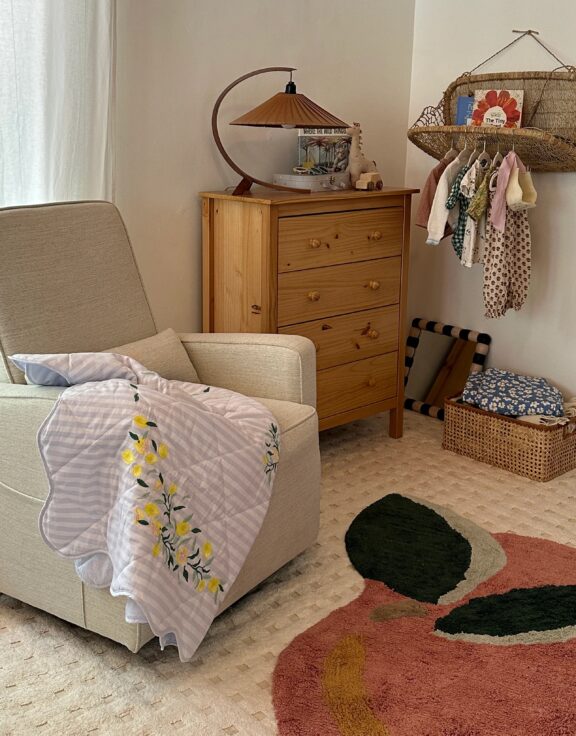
[200,186,419,205]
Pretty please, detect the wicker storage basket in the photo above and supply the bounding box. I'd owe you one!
[408,69,576,171]
[443,396,576,482]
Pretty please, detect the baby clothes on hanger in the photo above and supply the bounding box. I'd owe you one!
[460,153,491,268]
[445,162,472,259]
[415,149,457,231]
[483,172,531,318]
[506,166,537,210]
[489,150,526,232]
[426,148,469,245]
[467,153,502,222]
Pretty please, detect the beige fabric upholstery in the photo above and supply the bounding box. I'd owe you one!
[180,333,317,408]
[0,201,156,383]
[0,200,320,654]
[106,328,199,383]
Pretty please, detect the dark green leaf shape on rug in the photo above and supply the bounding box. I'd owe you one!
[344,494,472,603]
[435,585,576,636]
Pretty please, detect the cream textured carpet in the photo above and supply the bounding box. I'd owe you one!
[2,412,575,736]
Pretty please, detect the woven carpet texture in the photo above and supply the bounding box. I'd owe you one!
[1,412,575,735]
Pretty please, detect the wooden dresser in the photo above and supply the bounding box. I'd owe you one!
[200,187,417,436]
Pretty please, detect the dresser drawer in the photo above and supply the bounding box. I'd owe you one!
[278,257,401,326]
[317,353,398,419]
[278,208,403,272]
[279,305,399,370]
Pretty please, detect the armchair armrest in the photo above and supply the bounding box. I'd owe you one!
[0,384,64,500]
[179,333,316,407]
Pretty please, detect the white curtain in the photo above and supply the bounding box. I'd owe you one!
[0,0,115,206]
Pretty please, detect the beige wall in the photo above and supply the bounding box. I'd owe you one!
[405,1,576,395]
[115,0,416,332]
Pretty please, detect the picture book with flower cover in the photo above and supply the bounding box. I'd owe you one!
[471,89,523,128]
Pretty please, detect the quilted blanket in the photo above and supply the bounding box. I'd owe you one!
[10,352,280,661]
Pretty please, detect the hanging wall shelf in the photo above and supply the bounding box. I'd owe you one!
[408,33,576,172]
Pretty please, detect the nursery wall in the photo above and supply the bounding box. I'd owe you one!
[115,0,416,332]
[406,0,576,394]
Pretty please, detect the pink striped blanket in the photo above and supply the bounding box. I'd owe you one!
[10,352,279,661]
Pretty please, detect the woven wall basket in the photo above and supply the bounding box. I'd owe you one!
[408,69,576,172]
[443,397,576,482]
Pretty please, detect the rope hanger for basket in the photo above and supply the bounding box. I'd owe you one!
[458,30,576,129]
[464,29,575,77]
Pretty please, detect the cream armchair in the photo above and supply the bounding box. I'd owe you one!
[0,201,320,653]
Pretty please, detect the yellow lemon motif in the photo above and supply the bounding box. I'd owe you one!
[154,479,162,490]
[145,453,158,465]
[131,464,142,478]
[176,520,190,537]
[196,579,206,592]
[158,443,169,459]
[208,577,220,594]
[122,449,134,464]
[152,542,161,557]
[168,483,178,495]
[133,415,149,428]
[134,438,147,454]
[144,502,160,517]
[134,507,145,523]
[176,546,188,565]
[202,542,213,559]
[152,519,162,534]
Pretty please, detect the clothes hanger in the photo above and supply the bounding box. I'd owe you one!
[492,141,504,168]
[445,137,458,159]
[466,141,480,166]
[476,139,492,169]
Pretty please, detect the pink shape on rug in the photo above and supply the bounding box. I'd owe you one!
[273,533,576,736]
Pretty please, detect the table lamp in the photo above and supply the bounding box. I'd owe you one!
[212,66,349,195]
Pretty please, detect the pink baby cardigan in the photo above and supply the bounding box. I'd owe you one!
[489,151,526,232]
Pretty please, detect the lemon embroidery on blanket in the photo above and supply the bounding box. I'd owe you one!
[124,385,225,598]
[263,424,280,479]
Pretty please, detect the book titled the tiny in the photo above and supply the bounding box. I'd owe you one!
[455,95,474,125]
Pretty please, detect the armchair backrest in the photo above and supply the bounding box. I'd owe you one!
[0,201,156,383]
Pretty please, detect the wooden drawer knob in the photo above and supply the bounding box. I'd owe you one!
[369,230,382,241]
[307,291,321,302]
[309,238,322,249]
[367,377,377,387]
[367,329,379,339]
[368,280,380,290]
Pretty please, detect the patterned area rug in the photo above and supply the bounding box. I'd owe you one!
[273,494,576,735]
[1,413,576,735]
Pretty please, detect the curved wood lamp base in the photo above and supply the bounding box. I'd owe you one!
[212,67,310,195]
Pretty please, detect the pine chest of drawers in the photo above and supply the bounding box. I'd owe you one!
[200,187,416,436]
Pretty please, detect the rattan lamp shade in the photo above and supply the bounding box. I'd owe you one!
[229,92,349,128]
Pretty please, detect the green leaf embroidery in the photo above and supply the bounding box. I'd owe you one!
[146,421,157,427]
[129,431,139,441]
[136,479,149,488]
[137,519,149,526]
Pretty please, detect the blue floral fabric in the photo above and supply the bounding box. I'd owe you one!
[462,368,564,417]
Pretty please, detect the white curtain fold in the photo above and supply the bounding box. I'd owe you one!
[0,0,115,207]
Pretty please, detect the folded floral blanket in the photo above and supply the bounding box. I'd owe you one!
[10,352,280,661]
[462,367,564,417]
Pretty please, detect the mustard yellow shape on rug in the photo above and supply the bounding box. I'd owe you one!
[322,634,390,736]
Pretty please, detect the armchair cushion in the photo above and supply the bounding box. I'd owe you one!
[106,328,199,383]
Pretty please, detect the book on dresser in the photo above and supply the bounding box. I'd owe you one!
[200,187,417,437]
